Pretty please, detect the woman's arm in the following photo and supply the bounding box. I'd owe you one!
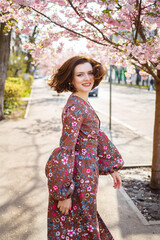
[45,102,84,201]
[97,129,124,175]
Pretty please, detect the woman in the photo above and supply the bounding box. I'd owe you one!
[45,56,124,240]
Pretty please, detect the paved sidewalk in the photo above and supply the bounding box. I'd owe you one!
[0,78,159,240]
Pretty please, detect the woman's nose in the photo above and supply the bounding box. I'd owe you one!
[84,74,90,80]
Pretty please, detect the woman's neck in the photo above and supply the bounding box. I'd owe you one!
[72,92,89,102]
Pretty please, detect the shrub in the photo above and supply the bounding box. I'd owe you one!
[4,80,23,115]
[4,75,33,115]
[22,75,34,97]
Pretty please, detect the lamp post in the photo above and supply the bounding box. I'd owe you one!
[109,65,112,131]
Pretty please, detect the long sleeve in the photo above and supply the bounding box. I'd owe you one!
[45,103,84,200]
[97,129,124,175]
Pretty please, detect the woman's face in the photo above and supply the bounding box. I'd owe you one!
[72,62,94,94]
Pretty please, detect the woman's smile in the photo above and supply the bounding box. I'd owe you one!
[82,82,92,87]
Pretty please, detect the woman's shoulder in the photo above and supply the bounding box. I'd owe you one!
[63,94,87,116]
[65,94,87,109]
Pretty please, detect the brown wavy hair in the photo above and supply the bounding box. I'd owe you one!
[48,56,106,93]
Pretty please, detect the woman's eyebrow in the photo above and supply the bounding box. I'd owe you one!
[76,70,93,73]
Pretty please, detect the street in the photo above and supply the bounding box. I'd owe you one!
[90,82,155,141]
[0,78,159,240]
[89,82,155,167]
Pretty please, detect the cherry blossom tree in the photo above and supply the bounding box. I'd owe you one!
[1,0,160,188]
[0,23,11,120]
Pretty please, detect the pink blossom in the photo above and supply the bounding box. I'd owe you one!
[156,65,160,70]
[3,0,159,95]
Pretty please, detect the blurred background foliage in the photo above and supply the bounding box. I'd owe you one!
[4,52,34,115]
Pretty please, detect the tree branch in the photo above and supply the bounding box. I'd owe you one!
[131,55,160,82]
[134,0,142,43]
[67,0,118,46]
[30,6,108,47]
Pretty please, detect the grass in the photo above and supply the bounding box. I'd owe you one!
[5,100,28,120]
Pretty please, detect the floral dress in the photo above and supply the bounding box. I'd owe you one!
[45,94,124,240]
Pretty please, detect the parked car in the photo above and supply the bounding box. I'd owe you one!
[89,87,98,97]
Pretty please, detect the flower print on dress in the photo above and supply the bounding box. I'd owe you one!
[87,224,94,232]
[86,168,90,174]
[62,157,68,165]
[45,94,124,240]
[71,106,75,111]
[73,205,78,211]
[67,229,75,237]
[53,185,58,191]
[87,186,92,191]
[82,148,87,155]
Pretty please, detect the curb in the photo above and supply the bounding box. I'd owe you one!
[94,108,153,143]
[101,81,156,93]
[24,85,34,119]
[120,187,160,226]
[122,165,152,169]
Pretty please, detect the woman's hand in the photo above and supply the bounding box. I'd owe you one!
[57,198,72,215]
[110,171,122,189]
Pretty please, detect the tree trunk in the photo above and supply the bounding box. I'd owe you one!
[26,25,37,74]
[26,51,33,74]
[150,79,160,189]
[0,23,11,120]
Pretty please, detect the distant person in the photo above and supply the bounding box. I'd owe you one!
[148,78,155,91]
[45,56,124,240]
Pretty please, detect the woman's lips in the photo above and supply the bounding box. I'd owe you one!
[82,83,91,87]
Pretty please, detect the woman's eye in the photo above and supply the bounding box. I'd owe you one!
[89,72,93,75]
[77,74,83,77]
